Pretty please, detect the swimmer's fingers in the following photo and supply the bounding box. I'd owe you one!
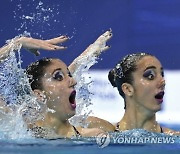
[27,44,67,56]
[79,30,112,57]
[92,30,112,56]
[96,30,113,43]
[101,45,111,52]
[102,29,113,40]
[90,30,112,56]
[21,37,67,50]
[93,46,111,57]
[17,37,67,56]
[45,35,69,44]
[39,43,67,50]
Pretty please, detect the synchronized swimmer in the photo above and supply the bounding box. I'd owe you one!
[0,30,179,139]
[0,30,114,138]
[108,52,180,136]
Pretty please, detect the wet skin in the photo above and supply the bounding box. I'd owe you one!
[41,59,77,121]
[131,56,165,113]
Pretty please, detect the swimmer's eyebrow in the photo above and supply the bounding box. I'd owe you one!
[52,68,62,75]
[144,66,164,72]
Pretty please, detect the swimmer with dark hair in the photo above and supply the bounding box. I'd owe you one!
[108,52,180,135]
[0,31,115,138]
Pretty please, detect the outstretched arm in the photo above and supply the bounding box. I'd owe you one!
[68,30,112,74]
[0,35,68,60]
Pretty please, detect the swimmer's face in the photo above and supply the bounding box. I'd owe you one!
[130,56,165,112]
[40,59,77,120]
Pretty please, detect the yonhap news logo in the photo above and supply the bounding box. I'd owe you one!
[96,133,110,148]
[111,135,175,144]
[96,132,175,148]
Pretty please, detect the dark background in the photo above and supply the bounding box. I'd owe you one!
[1,0,180,69]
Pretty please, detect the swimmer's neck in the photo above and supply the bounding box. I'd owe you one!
[118,106,161,133]
[35,114,75,138]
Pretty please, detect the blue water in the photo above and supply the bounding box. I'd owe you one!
[0,137,179,154]
[0,124,179,154]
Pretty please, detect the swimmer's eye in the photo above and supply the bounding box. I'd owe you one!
[143,70,156,80]
[53,70,64,81]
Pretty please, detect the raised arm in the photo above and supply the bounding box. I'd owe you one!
[68,30,112,74]
[68,30,114,132]
[0,35,68,60]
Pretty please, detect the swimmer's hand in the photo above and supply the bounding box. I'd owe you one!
[69,29,112,74]
[17,35,68,56]
[80,29,112,57]
[0,35,68,60]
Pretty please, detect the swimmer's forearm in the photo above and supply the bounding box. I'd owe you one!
[0,44,13,60]
[69,30,112,74]
[0,37,23,61]
[68,44,109,74]
[68,47,93,74]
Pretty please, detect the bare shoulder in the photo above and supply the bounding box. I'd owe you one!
[85,116,115,132]
[162,127,180,136]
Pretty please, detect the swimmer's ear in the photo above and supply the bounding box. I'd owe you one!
[33,89,46,102]
[121,83,134,96]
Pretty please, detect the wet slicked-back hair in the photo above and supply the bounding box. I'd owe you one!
[26,58,54,90]
[108,52,153,109]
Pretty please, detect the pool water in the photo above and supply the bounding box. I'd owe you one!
[0,137,179,154]
[0,124,179,154]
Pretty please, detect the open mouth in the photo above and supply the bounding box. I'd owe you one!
[155,91,164,103]
[69,90,76,109]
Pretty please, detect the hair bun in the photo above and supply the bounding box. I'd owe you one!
[108,69,117,87]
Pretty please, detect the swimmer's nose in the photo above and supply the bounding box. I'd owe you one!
[69,77,77,88]
[158,78,166,90]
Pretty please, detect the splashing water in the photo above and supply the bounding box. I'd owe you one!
[0,36,47,139]
[0,32,108,138]
[69,41,107,127]
[11,0,78,41]
[13,1,61,37]
[0,1,88,138]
